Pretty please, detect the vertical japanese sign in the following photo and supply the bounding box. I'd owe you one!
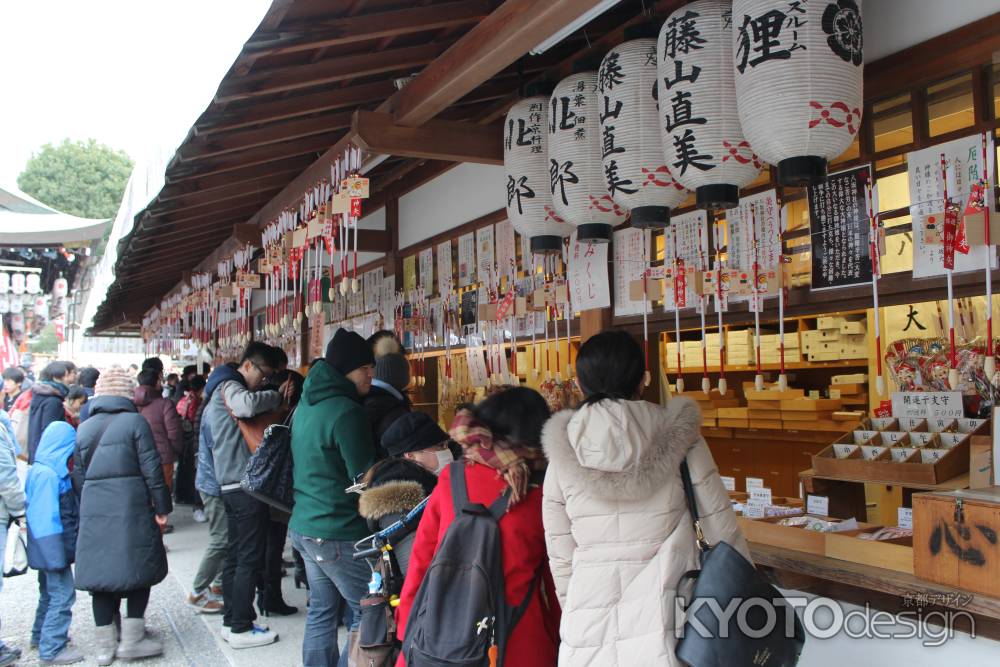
[568,231,611,312]
[436,240,453,296]
[381,275,395,331]
[402,255,417,293]
[476,225,495,288]
[495,220,517,281]
[613,227,651,317]
[519,231,534,275]
[725,189,781,301]
[809,166,872,289]
[457,232,475,287]
[419,247,434,295]
[910,134,997,278]
[363,267,383,312]
[662,210,708,309]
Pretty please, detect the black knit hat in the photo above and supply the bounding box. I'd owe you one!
[325,328,375,376]
[381,411,449,457]
[375,353,410,391]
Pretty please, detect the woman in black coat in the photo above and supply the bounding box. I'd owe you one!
[72,367,172,665]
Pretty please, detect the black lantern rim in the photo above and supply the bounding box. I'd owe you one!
[530,235,563,254]
[777,156,828,187]
[630,206,670,230]
[576,224,613,243]
[696,184,740,211]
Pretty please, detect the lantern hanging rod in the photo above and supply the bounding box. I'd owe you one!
[529,0,623,55]
[0,265,42,273]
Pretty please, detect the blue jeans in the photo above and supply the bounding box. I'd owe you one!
[32,567,75,660]
[291,530,370,667]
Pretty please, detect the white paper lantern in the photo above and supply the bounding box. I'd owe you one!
[733,0,863,186]
[52,277,68,298]
[658,0,762,210]
[25,273,40,295]
[504,90,572,254]
[0,295,9,314]
[599,31,690,229]
[549,69,627,243]
[0,274,8,294]
[10,274,24,295]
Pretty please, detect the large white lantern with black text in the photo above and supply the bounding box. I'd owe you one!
[504,87,572,254]
[733,0,863,186]
[658,0,762,210]
[549,67,627,243]
[599,29,690,229]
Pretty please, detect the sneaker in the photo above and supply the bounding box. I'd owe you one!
[187,591,223,614]
[221,627,231,643]
[210,584,223,597]
[0,646,22,667]
[227,625,278,649]
[192,508,207,523]
[206,588,224,604]
[41,644,84,665]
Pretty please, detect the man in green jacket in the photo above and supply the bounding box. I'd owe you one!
[290,328,377,667]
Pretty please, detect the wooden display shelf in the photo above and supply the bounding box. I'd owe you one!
[749,542,1000,635]
[804,468,970,492]
[664,359,869,373]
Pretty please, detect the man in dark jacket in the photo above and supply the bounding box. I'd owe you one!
[290,329,377,667]
[203,344,290,649]
[27,362,69,464]
[363,352,410,455]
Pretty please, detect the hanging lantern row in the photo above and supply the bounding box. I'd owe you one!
[503,0,863,231]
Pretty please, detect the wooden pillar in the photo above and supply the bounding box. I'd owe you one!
[579,307,611,344]
[384,194,401,288]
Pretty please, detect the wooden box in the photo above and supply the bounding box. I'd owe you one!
[745,389,805,402]
[737,515,877,556]
[913,487,1000,597]
[825,531,914,574]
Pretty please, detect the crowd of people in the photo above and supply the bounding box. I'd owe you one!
[0,327,746,667]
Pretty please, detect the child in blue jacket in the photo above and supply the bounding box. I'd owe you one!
[26,422,82,665]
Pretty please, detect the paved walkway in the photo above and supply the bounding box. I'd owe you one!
[0,507,326,666]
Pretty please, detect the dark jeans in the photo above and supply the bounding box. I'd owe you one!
[222,489,269,633]
[260,517,288,592]
[92,588,150,626]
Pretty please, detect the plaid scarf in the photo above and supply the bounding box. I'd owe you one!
[449,408,545,506]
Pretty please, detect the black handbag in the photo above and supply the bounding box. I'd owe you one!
[240,409,295,513]
[675,460,806,667]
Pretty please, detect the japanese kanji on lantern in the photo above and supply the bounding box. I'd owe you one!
[548,66,626,243]
[658,0,762,210]
[503,85,571,254]
[732,0,864,186]
[599,27,689,229]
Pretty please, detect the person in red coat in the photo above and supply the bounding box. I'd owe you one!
[394,387,561,667]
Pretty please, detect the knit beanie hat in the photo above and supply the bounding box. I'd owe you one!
[381,411,449,457]
[325,328,375,376]
[375,353,410,392]
[95,365,136,399]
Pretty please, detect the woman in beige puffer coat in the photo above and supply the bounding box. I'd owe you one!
[542,330,750,667]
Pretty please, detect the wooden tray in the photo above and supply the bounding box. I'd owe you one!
[825,532,914,574]
[737,515,877,556]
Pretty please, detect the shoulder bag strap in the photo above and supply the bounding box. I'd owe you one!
[680,459,711,553]
[83,418,117,472]
[448,460,473,513]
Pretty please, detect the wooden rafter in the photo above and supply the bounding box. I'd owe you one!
[241,1,491,60]
[157,157,313,200]
[152,172,294,211]
[216,42,448,103]
[179,110,354,161]
[166,131,340,183]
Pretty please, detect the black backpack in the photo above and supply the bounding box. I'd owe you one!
[402,462,535,667]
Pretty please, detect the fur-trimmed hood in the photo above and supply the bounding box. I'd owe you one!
[542,397,701,500]
[358,479,426,521]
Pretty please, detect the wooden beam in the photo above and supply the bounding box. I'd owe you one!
[242,1,491,59]
[166,131,341,183]
[179,111,353,161]
[142,198,271,228]
[151,173,291,211]
[159,157,312,196]
[231,0,298,76]
[195,80,396,135]
[216,43,448,103]
[352,110,503,164]
[387,0,607,127]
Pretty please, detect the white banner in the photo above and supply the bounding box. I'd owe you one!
[568,231,610,312]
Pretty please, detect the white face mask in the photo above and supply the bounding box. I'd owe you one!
[433,448,454,475]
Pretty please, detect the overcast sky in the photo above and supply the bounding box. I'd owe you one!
[0,0,272,185]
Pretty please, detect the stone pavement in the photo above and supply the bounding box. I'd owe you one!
[0,507,334,666]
